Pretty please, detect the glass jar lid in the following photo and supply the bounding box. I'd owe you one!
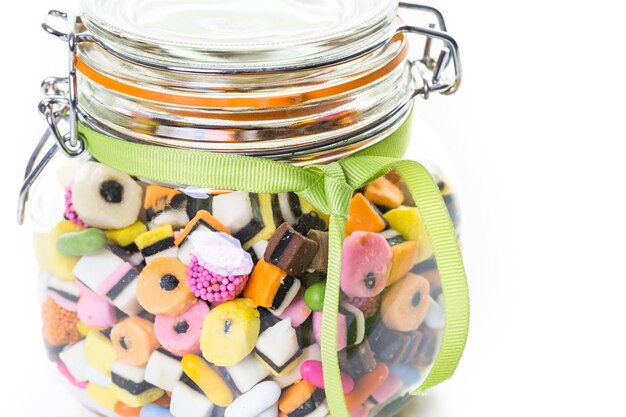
[80,0,399,72]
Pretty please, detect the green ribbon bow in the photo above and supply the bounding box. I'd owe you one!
[78,114,469,417]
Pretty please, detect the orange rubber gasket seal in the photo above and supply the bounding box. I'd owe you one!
[76,34,408,112]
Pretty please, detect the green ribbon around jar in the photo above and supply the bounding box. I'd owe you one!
[78,114,469,417]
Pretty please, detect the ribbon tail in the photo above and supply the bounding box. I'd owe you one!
[391,160,470,395]
[321,213,351,417]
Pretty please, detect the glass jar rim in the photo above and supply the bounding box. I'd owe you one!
[80,0,399,72]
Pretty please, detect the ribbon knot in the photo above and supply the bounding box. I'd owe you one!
[302,162,354,221]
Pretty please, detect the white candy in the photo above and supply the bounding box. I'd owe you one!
[256,404,278,417]
[212,191,254,233]
[271,279,301,317]
[111,278,143,316]
[59,340,88,382]
[225,354,271,393]
[341,302,365,346]
[47,275,80,300]
[277,193,298,225]
[273,344,321,388]
[73,250,125,291]
[84,365,112,386]
[424,295,445,329]
[303,401,329,417]
[145,246,178,264]
[224,381,281,417]
[149,210,190,230]
[170,381,215,417]
[256,319,300,369]
[111,361,146,383]
[251,240,269,261]
[145,350,183,391]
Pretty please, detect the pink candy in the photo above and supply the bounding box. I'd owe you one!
[154,301,210,356]
[300,360,354,393]
[187,256,248,302]
[76,282,116,328]
[313,311,347,351]
[278,290,312,327]
[64,186,88,227]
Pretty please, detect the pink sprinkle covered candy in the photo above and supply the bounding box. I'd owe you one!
[187,256,248,302]
[64,186,88,227]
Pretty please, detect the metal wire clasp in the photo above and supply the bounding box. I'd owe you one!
[398,2,462,99]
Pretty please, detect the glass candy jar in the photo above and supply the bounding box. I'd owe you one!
[18,1,469,417]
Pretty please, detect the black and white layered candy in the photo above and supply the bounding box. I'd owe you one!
[212,191,275,249]
[145,349,183,391]
[110,361,163,406]
[255,319,302,376]
[47,275,80,310]
[223,353,271,394]
[73,249,142,316]
[59,340,88,383]
[170,378,221,417]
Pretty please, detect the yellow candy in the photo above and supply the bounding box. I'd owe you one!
[77,321,105,337]
[300,197,330,226]
[33,220,82,281]
[134,225,173,250]
[243,194,275,250]
[384,207,433,262]
[110,384,164,408]
[85,330,117,376]
[86,383,117,410]
[106,221,148,247]
[181,354,233,407]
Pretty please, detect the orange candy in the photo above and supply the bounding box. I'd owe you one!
[364,177,404,209]
[243,260,287,308]
[381,273,430,332]
[111,317,160,367]
[144,185,181,211]
[345,363,389,411]
[278,380,316,415]
[345,193,386,235]
[387,241,420,287]
[175,210,231,246]
[42,298,81,346]
[136,257,196,316]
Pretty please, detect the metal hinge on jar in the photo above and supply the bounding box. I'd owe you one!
[17,1,462,224]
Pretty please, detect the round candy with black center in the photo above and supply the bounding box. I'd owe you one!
[137,257,196,316]
[380,273,430,332]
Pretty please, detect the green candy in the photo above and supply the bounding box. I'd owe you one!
[304,282,326,312]
[56,228,107,256]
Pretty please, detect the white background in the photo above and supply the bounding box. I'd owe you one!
[1,0,626,416]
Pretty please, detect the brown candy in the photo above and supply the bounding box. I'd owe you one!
[339,340,377,379]
[306,230,328,272]
[368,321,423,364]
[264,223,318,277]
[42,297,81,346]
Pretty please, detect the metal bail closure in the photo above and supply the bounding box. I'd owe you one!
[398,1,462,99]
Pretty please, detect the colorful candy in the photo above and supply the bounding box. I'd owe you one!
[32,163,454,417]
[264,223,318,277]
[340,232,392,298]
[154,301,209,356]
[137,257,196,316]
[111,317,160,367]
[71,161,142,230]
[380,273,430,332]
[200,298,260,366]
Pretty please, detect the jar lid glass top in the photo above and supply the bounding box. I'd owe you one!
[80,0,399,71]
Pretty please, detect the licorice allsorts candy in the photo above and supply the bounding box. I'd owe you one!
[73,249,142,316]
[71,161,143,230]
[110,361,164,407]
[224,380,281,417]
[135,225,178,263]
[265,223,319,277]
[413,325,438,368]
[212,191,276,250]
[379,229,406,247]
[175,210,230,265]
[59,340,89,383]
[255,319,303,377]
[305,230,328,273]
[170,379,220,417]
[345,193,387,235]
[271,192,328,231]
[339,340,377,380]
[273,343,321,389]
[278,380,327,417]
[84,329,117,377]
[223,353,271,394]
[244,260,301,316]
[312,302,364,351]
[148,193,190,230]
[145,349,184,392]
[47,275,80,311]
[368,321,423,364]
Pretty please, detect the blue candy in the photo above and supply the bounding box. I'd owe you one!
[140,404,174,417]
[388,363,421,387]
